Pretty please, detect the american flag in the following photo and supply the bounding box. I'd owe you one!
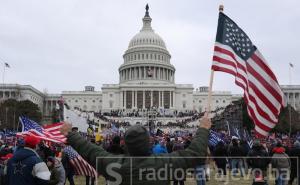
[212,12,284,137]
[63,145,98,178]
[17,116,66,143]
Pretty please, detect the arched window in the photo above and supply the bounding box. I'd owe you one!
[146,53,148,59]
[142,54,144,60]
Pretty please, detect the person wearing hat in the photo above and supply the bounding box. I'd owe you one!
[46,156,65,185]
[289,140,300,185]
[60,116,211,185]
[247,139,270,184]
[6,135,51,185]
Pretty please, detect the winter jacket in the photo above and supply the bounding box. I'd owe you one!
[172,142,184,152]
[7,147,51,185]
[67,128,209,185]
[271,147,290,169]
[228,144,243,159]
[289,147,300,175]
[213,143,228,166]
[247,145,270,170]
[48,159,65,185]
[152,144,167,154]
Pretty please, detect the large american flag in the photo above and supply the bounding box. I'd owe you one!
[64,146,98,178]
[17,116,66,143]
[212,12,284,137]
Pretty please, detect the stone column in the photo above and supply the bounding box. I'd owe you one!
[135,91,138,109]
[169,91,172,108]
[158,68,160,80]
[139,67,141,79]
[162,91,164,108]
[287,93,290,106]
[120,91,123,109]
[158,91,161,107]
[131,90,134,109]
[143,91,145,109]
[173,91,175,108]
[150,91,153,107]
[124,91,127,109]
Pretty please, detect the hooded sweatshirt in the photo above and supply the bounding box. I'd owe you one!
[67,126,209,185]
[7,147,51,185]
[271,147,290,169]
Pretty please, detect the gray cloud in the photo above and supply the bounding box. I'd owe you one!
[0,0,299,93]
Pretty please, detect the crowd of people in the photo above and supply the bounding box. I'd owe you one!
[0,117,300,185]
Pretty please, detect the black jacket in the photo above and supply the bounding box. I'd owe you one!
[247,145,270,170]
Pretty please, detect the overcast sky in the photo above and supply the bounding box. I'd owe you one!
[0,0,299,94]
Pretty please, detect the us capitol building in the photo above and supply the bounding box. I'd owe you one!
[0,6,299,120]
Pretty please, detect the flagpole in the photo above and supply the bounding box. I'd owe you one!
[289,63,292,136]
[205,5,224,117]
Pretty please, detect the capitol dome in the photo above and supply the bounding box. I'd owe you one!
[119,4,175,84]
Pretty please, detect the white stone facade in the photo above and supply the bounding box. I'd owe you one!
[281,85,300,110]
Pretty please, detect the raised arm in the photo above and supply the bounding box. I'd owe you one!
[60,123,112,172]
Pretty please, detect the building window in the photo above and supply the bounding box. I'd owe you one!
[75,100,78,103]
[182,94,186,98]
[199,100,202,103]
[99,100,102,103]
[110,94,113,98]
[109,101,114,108]
[183,101,186,108]
[92,100,95,103]
[223,100,226,103]
[216,100,219,103]
[84,100,87,103]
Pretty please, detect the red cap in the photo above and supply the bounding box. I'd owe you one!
[24,135,41,148]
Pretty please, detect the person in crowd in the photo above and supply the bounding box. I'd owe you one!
[213,141,228,176]
[166,137,173,153]
[195,149,209,185]
[37,141,55,161]
[0,150,13,185]
[172,137,185,185]
[289,140,300,185]
[239,139,250,174]
[152,140,168,154]
[183,133,193,149]
[46,156,65,185]
[60,116,211,185]
[247,140,270,184]
[271,142,291,185]
[61,145,76,185]
[228,138,244,177]
[106,136,124,155]
[6,135,51,185]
